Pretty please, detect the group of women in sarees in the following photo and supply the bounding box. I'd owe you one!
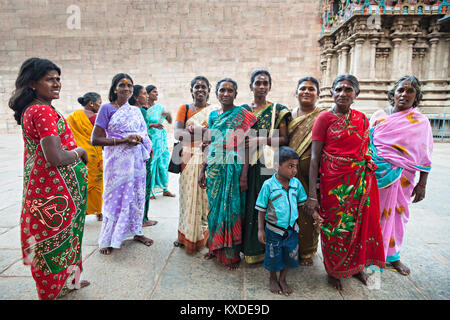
[173,71,433,290]
[10,56,433,299]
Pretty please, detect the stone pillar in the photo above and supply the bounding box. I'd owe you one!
[325,51,334,86]
[392,38,402,79]
[416,48,427,79]
[369,38,380,79]
[340,45,350,75]
[443,39,450,80]
[428,38,439,80]
[353,38,365,76]
[337,47,344,75]
[320,57,328,86]
[406,37,416,75]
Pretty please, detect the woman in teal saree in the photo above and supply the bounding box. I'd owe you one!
[199,78,256,270]
[129,85,158,227]
[145,85,176,199]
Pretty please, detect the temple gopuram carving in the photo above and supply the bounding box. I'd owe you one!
[318,0,450,120]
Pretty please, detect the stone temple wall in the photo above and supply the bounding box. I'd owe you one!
[0,0,323,133]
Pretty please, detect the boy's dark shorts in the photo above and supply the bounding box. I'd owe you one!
[264,226,299,272]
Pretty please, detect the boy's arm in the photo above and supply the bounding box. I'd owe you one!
[255,183,270,244]
[257,210,266,244]
[297,179,308,208]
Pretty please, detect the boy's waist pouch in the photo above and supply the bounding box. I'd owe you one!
[265,220,299,239]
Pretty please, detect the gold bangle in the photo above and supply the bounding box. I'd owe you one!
[113,138,116,146]
[309,197,318,201]
[73,149,80,159]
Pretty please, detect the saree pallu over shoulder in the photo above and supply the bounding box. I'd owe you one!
[206,106,256,266]
[288,107,327,159]
[319,109,385,278]
[245,103,292,165]
[20,105,88,300]
[369,108,433,189]
[186,104,219,128]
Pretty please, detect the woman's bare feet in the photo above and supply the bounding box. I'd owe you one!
[173,240,185,248]
[353,271,369,286]
[203,253,215,260]
[134,235,154,246]
[299,257,314,266]
[390,260,410,276]
[163,191,176,197]
[227,261,240,271]
[143,220,158,227]
[328,275,343,291]
[150,195,156,200]
[62,280,90,298]
[96,214,103,221]
[99,247,113,255]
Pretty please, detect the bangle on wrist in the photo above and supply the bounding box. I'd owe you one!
[309,197,318,201]
[73,149,80,160]
[417,182,426,188]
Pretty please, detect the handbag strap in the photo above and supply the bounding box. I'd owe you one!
[268,102,277,138]
[184,104,189,123]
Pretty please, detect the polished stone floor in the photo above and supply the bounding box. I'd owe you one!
[0,134,449,300]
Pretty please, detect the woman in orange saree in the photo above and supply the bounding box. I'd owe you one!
[67,92,103,221]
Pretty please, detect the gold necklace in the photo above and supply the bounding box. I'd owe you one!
[113,101,122,109]
[251,101,270,112]
[33,98,50,106]
[331,105,348,117]
[298,106,317,117]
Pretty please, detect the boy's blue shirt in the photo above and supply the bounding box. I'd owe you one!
[255,173,307,235]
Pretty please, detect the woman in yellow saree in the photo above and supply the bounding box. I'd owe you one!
[174,76,217,253]
[67,92,103,221]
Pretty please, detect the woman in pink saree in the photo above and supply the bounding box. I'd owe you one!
[369,75,433,275]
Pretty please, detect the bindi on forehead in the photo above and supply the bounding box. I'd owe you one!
[118,78,132,85]
[398,81,414,89]
[219,82,234,89]
[254,75,269,83]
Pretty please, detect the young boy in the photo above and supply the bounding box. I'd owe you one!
[255,146,322,296]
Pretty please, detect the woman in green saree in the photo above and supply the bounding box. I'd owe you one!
[288,77,326,266]
[199,78,256,270]
[242,70,292,264]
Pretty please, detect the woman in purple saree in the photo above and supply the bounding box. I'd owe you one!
[92,74,153,255]
[369,76,433,275]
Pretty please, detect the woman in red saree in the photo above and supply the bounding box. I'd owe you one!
[9,58,90,299]
[305,75,385,290]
